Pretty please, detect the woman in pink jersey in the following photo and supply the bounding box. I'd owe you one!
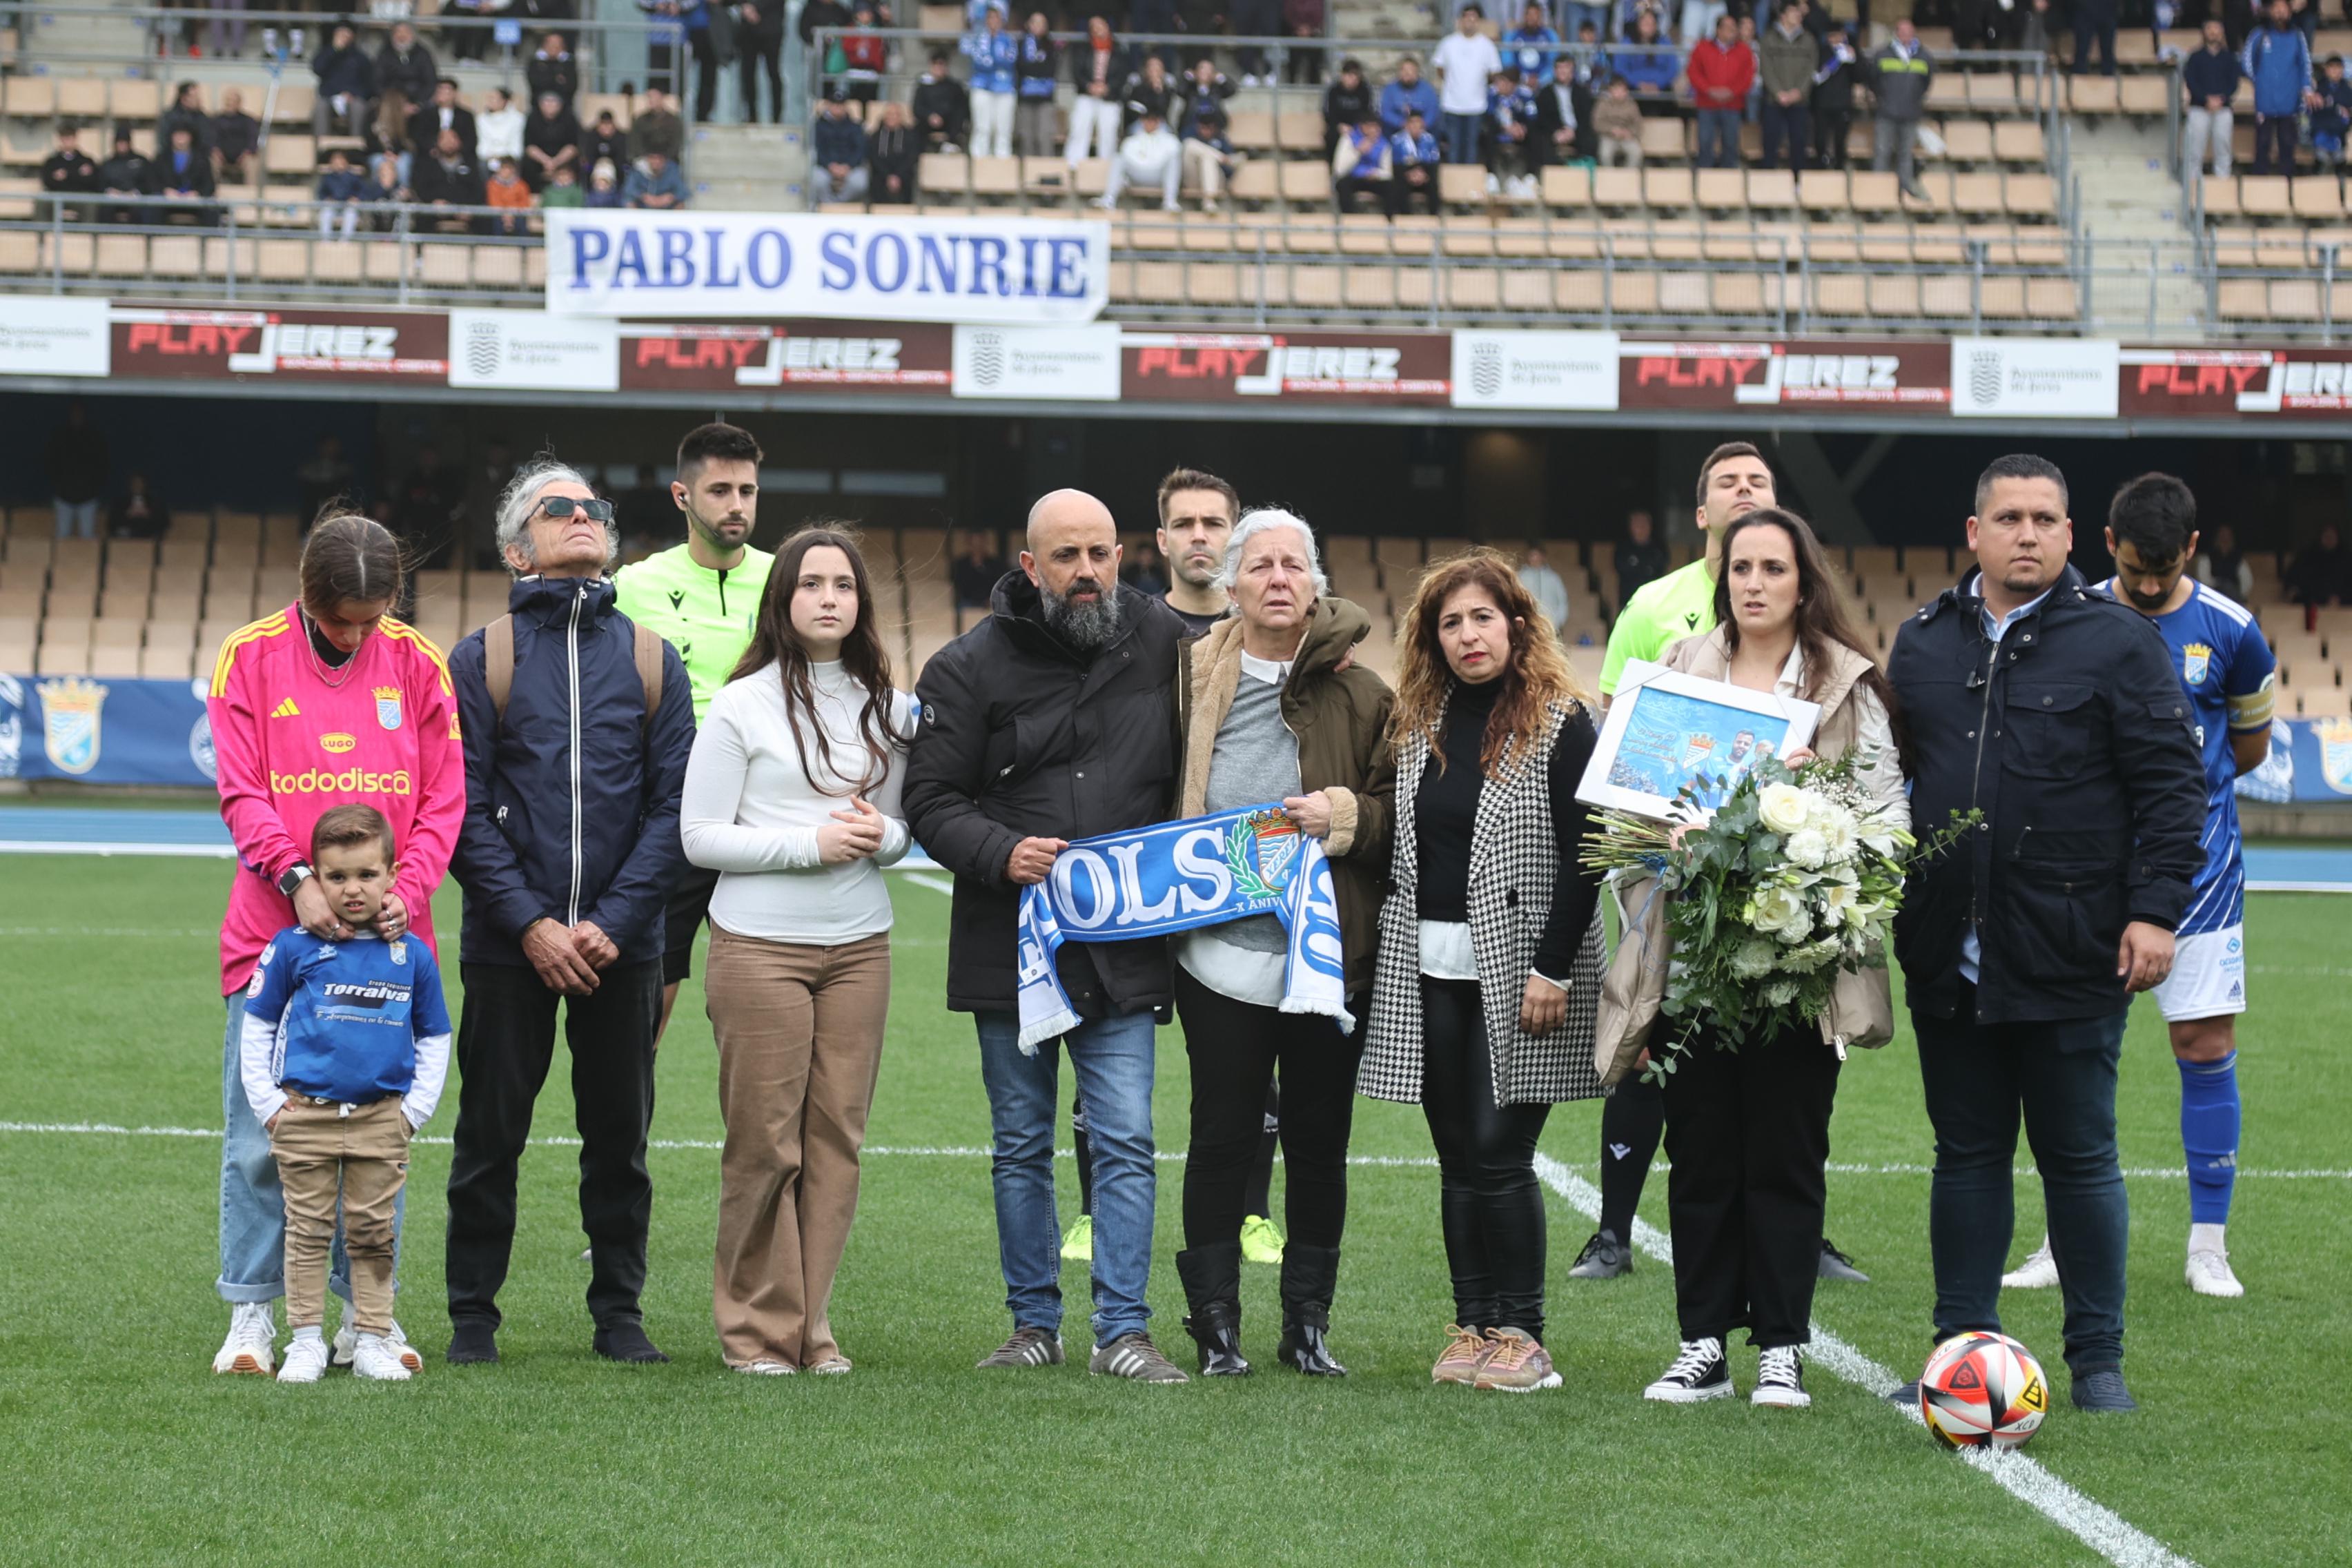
[206,513,465,1378]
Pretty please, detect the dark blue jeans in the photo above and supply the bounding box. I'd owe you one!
[1440,110,1485,166]
[1912,988,2128,1377]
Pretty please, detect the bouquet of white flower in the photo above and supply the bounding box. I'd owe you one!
[1582,752,1974,1080]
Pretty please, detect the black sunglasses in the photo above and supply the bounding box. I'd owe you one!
[538,496,616,522]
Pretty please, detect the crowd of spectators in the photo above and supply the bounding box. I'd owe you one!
[2178,0,2352,184]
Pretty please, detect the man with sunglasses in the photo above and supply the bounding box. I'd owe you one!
[442,458,696,1367]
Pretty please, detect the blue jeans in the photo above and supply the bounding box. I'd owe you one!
[218,990,403,1305]
[975,1007,1157,1345]
[1696,107,1741,167]
[1562,1,1608,41]
[1913,990,2127,1375]
[1440,110,1484,166]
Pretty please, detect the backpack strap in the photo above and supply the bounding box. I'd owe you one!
[633,622,664,726]
[484,614,516,724]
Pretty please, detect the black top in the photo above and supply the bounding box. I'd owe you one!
[1413,676,1600,977]
[1164,600,1224,638]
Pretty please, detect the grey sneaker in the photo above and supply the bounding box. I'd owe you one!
[1567,1228,1632,1280]
[976,1326,1066,1369]
[2070,1368,2139,1413]
[1817,1239,1870,1283]
[1088,1332,1191,1383]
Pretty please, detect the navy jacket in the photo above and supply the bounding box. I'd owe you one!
[2181,44,2242,106]
[449,575,694,969]
[1887,565,2206,1025]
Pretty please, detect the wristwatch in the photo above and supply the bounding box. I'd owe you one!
[277,862,313,897]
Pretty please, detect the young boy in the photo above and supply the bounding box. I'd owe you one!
[239,805,451,1383]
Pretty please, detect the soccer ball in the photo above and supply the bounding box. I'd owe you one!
[1917,1332,2049,1450]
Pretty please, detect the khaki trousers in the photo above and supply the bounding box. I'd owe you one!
[270,1095,410,1335]
[705,924,891,1369]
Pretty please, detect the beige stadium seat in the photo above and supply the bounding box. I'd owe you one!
[2293,179,2346,220]
[1695,167,1744,208]
[89,645,143,678]
[2068,75,2121,112]
[95,234,148,277]
[111,78,163,120]
[1278,160,1330,206]
[1640,117,1687,163]
[141,645,196,680]
[2119,76,2171,115]
[1643,166,1695,209]
[1226,110,1275,153]
[1939,119,1995,163]
[2238,175,2291,218]
[916,152,969,201]
[968,157,1019,200]
[271,84,315,126]
[1746,169,1796,210]
[1228,159,1278,204]
[1542,164,1591,210]
[1951,172,2003,216]
[1848,170,1901,215]
[6,77,57,117]
[1439,163,1489,207]
[204,236,257,282]
[1592,166,1642,207]
[256,237,309,282]
[56,77,109,120]
[1993,121,2047,164]
[2005,172,2057,218]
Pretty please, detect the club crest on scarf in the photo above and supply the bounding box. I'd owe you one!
[1016,802,1350,1052]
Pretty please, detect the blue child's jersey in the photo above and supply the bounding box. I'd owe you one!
[2098,578,2276,934]
[246,927,452,1104]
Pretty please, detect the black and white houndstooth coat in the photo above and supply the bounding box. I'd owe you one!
[1359,698,1605,1108]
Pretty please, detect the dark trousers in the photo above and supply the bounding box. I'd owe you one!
[1420,979,1552,1340]
[1814,108,1851,168]
[1386,168,1440,215]
[1232,0,1280,76]
[444,958,663,1333]
[688,30,720,125]
[1912,987,2128,1376]
[1760,98,1809,170]
[737,35,783,123]
[1659,1024,1841,1348]
[2071,8,2119,75]
[2254,113,2298,175]
[1175,969,1365,1250]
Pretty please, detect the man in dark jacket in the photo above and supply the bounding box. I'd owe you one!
[378,21,440,111]
[99,130,156,226]
[40,126,101,222]
[410,78,480,165]
[528,31,580,109]
[1529,55,1589,166]
[808,90,871,205]
[1888,453,2206,1416]
[914,51,972,152]
[443,458,694,1369]
[159,81,216,156]
[1322,56,1374,155]
[903,489,1190,1384]
[312,23,378,141]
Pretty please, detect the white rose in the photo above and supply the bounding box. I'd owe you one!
[1750,885,1808,942]
[1729,938,1777,979]
[1758,783,1811,835]
[1785,829,1829,870]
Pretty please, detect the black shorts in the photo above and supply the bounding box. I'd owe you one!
[663,861,723,985]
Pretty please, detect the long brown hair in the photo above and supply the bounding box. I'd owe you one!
[729,525,903,798]
[1389,548,1593,780]
[300,509,404,616]
[1711,507,1912,776]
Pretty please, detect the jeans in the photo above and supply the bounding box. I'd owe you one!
[1759,98,1808,169]
[1419,979,1553,1339]
[2071,8,2119,75]
[217,990,401,1305]
[1873,115,1919,188]
[2253,113,2297,176]
[1696,106,1741,166]
[53,498,100,539]
[975,1006,1157,1344]
[444,958,662,1333]
[1913,988,2129,1376]
[1563,1,1609,41]
[1440,110,1485,165]
[2184,106,2233,178]
[1660,1023,1840,1348]
[1175,970,1365,1251]
[1233,0,1280,75]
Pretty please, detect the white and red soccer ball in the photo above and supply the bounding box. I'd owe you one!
[1917,1331,2050,1450]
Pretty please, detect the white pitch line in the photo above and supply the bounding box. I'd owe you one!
[1529,1152,2202,1568]
[0,841,235,858]
[899,872,956,894]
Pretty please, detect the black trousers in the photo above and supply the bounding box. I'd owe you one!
[737,35,783,123]
[1814,108,1852,168]
[445,958,662,1332]
[1175,968,1366,1251]
[688,31,720,126]
[1658,1023,1841,1349]
[1420,979,1552,1340]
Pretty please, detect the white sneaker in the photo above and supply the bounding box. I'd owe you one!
[1484,172,1502,195]
[737,1360,796,1375]
[2187,1248,2246,1297]
[2001,1237,2059,1289]
[212,1301,276,1375]
[277,1330,330,1384]
[333,1317,424,1372]
[1752,1345,1811,1407]
[352,1333,414,1381]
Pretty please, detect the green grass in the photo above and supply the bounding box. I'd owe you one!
[2,854,2347,1566]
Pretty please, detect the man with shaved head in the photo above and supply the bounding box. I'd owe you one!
[904,488,1193,1383]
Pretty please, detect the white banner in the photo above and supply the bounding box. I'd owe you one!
[544,211,1111,324]
[952,324,1121,400]
[1450,330,1620,410]
[447,309,619,391]
[0,297,110,378]
[1950,336,2119,418]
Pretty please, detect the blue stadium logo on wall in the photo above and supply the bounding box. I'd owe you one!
[2320,717,2352,795]
[190,714,217,782]
[37,676,108,776]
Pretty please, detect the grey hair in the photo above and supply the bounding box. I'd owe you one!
[1217,507,1329,598]
[495,456,616,574]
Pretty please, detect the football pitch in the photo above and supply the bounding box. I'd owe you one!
[2,850,2347,1567]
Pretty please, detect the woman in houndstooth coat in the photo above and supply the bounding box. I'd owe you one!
[1360,550,1606,1393]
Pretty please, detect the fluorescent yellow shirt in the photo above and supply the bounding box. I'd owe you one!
[1599,556,1717,696]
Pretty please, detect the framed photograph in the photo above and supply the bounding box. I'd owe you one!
[1576,660,1821,821]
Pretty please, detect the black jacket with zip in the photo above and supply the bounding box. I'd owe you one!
[904,571,1184,1017]
[1886,563,2205,1024]
[448,574,695,969]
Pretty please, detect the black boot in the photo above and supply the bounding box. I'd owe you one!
[1175,1242,1251,1376]
[1275,1243,1346,1376]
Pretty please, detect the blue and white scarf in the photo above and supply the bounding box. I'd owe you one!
[1016,802,1351,1052]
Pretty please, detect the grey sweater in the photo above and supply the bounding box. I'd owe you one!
[1198,663,1300,955]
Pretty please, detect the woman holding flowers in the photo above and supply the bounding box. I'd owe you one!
[1636,507,1910,1410]
[1361,550,1607,1395]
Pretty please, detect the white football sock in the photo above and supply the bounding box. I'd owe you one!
[2189,1222,2227,1255]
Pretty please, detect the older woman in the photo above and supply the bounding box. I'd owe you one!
[1361,549,1606,1394]
[1172,508,1394,1377]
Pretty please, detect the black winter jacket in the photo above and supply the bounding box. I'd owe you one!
[905,573,1184,1017]
[1887,565,2205,1024]
[449,575,695,969]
